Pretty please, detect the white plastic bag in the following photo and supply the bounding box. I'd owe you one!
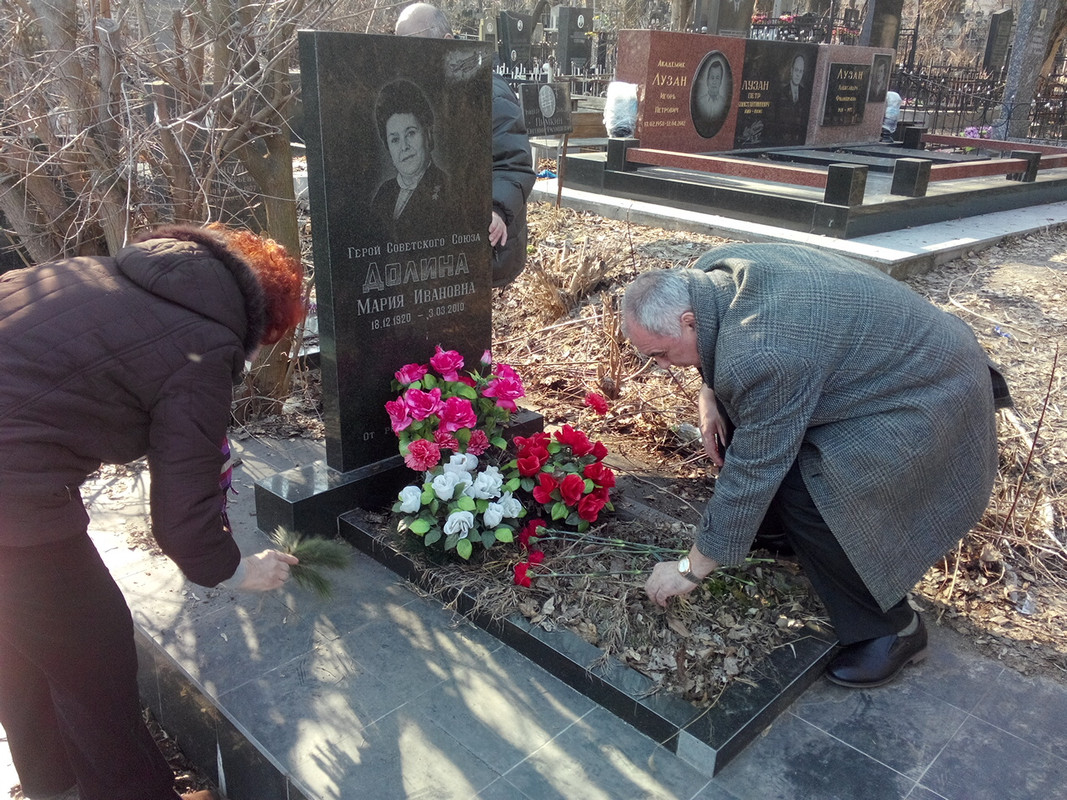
[603,81,638,138]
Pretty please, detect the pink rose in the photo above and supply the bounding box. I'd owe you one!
[483,375,525,411]
[395,363,428,385]
[430,346,464,381]
[385,398,412,433]
[403,387,442,421]
[404,439,441,471]
[437,396,477,434]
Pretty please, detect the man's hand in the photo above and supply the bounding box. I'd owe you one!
[698,385,728,467]
[489,211,507,247]
[645,561,701,607]
[235,549,299,592]
[645,548,719,607]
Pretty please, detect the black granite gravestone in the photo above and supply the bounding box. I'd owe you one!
[298,30,493,474]
[735,41,817,149]
[519,82,573,137]
[555,7,592,74]
[498,12,534,70]
[254,31,496,535]
[983,10,1014,74]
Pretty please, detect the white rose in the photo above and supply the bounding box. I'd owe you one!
[442,453,476,476]
[495,491,523,519]
[483,503,504,528]
[465,466,503,499]
[443,509,475,538]
[431,471,465,501]
[397,485,423,514]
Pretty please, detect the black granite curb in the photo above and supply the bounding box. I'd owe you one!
[337,511,837,776]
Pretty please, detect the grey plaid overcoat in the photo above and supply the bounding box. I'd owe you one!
[687,243,999,610]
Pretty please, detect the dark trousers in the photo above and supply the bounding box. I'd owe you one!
[0,534,179,800]
[763,460,914,645]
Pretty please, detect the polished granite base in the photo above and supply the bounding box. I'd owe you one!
[337,512,837,776]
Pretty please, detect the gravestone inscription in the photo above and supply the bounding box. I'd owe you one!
[822,62,870,127]
[299,30,493,473]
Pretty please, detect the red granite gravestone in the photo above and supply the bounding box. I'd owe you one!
[616,30,893,153]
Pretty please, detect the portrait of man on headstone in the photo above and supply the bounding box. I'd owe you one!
[371,79,450,241]
[868,53,892,102]
[769,49,813,145]
[691,51,733,139]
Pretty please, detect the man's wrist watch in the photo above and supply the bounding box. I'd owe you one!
[677,556,702,585]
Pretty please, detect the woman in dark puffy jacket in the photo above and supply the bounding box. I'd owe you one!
[0,224,305,800]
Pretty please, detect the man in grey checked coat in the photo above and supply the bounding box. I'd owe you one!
[623,243,1005,688]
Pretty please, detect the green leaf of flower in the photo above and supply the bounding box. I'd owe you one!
[480,530,497,548]
[456,384,478,400]
[551,501,569,521]
[424,529,442,546]
[421,487,435,504]
[423,374,438,389]
[409,518,431,535]
[504,477,521,492]
[456,538,473,559]
[476,498,489,513]
[456,495,476,511]
[495,527,514,543]
[491,436,507,450]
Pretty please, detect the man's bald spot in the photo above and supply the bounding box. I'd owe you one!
[395,3,453,38]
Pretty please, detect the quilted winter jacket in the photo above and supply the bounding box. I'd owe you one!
[490,73,535,287]
[687,243,999,610]
[0,226,266,586]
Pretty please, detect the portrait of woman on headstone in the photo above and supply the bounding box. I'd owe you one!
[372,79,449,241]
[691,51,733,139]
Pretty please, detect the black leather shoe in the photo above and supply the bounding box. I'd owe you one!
[825,614,928,688]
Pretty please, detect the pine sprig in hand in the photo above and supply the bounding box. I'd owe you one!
[269,526,350,598]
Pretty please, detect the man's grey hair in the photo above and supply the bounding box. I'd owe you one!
[621,269,692,338]
[395,3,453,38]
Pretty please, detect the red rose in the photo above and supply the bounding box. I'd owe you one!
[404,439,441,472]
[513,562,532,587]
[583,461,616,489]
[532,473,558,504]
[578,492,607,522]
[583,391,609,415]
[591,441,608,460]
[430,346,464,381]
[554,425,593,456]
[558,473,586,506]
[517,453,545,477]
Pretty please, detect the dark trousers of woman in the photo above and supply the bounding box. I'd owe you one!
[0,533,179,800]
[762,459,914,645]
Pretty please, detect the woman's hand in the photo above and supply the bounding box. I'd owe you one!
[489,211,507,247]
[698,385,728,467]
[234,549,299,592]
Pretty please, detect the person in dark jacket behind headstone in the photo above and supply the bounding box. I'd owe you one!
[0,224,306,800]
[623,243,1009,689]
[395,2,536,287]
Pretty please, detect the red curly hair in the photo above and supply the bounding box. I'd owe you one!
[211,225,305,346]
